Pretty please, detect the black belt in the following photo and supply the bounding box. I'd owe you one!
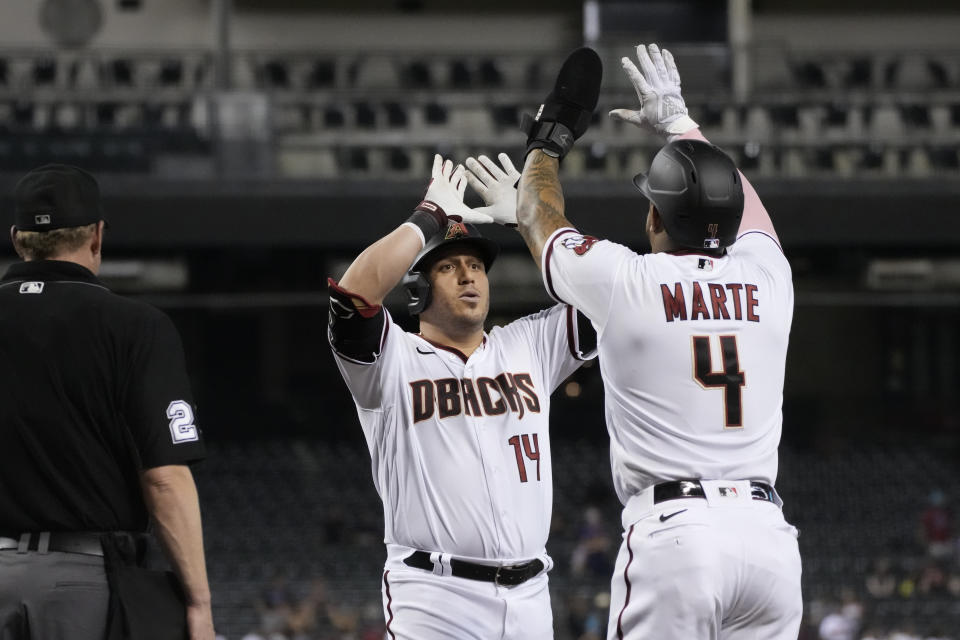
[653,480,783,509]
[403,551,544,586]
[0,531,104,557]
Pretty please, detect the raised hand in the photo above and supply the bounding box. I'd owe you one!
[464,153,522,227]
[422,154,495,225]
[609,43,698,139]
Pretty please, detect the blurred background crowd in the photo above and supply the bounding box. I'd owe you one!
[1,1,959,639]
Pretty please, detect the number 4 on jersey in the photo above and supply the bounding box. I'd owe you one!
[692,335,745,429]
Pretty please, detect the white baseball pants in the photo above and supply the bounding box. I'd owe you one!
[607,481,802,640]
[381,547,554,639]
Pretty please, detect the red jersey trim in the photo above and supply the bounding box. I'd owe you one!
[541,228,579,305]
[327,277,382,319]
[383,570,396,639]
[415,334,486,364]
[735,230,785,254]
[327,310,390,366]
[616,524,636,640]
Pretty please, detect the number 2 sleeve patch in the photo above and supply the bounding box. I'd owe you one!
[125,309,205,469]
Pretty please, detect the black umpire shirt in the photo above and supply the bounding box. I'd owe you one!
[0,260,205,533]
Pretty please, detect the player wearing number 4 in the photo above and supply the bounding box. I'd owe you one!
[513,44,802,639]
[328,155,597,639]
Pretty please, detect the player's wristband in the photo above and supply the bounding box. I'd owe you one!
[406,201,448,246]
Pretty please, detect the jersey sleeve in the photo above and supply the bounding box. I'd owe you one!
[327,278,395,411]
[505,303,597,394]
[540,227,636,329]
[124,309,205,469]
[728,230,791,283]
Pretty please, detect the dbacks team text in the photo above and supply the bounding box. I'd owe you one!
[410,372,540,422]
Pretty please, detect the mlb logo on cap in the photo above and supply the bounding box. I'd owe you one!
[703,238,720,249]
[13,164,106,232]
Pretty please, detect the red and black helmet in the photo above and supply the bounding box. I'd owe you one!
[401,221,499,315]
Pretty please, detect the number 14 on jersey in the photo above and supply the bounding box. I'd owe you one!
[507,433,541,482]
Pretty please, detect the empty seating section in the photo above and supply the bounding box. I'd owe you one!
[0,49,958,177]
[194,440,960,638]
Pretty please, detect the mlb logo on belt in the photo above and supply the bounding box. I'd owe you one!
[718,486,738,498]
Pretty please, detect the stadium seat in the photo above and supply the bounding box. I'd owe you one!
[384,102,408,127]
[354,102,376,128]
[353,56,399,90]
[478,59,503,87]
[449,60,472,88]
[306,59,336,89]
[868,104,905,142]
[402,60,432,89]
[424,102,448,125]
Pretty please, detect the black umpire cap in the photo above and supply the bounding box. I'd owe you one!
[13,164,107,232]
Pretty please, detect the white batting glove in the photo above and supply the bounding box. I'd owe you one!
[609,43,698,139]
[463,153,521,227]
[422,154,495,225]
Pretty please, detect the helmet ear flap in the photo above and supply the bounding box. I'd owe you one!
[402,271,431,316]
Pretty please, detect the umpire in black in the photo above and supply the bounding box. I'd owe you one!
[0,165,214,639]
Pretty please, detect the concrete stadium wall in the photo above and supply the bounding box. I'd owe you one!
[5,3,958,54]
[0,1,578,52]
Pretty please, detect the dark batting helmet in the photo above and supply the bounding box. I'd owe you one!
[402,221,499,315]
[632,139,744,250]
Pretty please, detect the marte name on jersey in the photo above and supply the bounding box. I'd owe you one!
[410,372,541,423]
[660,281,760,323]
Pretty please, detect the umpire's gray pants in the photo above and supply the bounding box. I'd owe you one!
[0,551,108,640]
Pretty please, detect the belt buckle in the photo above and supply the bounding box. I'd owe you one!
[494,565,504,585]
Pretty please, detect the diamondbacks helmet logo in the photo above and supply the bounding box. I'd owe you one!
[445,222,469,240]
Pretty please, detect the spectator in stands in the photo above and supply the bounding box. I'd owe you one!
[285,579,333,639]
[919,489,953,559]
[565,589,610,640]
[887,624,923,640]
[254,573,296,637]
[817,599,857,640]
[326,600,360,638]
[917,559,948,595]
[357,600,387,640]
[947,567,960,597]
[818,588,863,640]
[858,626,885,640]
[570,505,614,579]
[865,557,897,599]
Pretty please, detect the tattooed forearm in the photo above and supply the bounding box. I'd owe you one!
[517,150,577,268]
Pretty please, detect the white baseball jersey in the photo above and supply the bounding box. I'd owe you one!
[541,225,792,505]
[329,295,594,562]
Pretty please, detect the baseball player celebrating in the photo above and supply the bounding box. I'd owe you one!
[327,155,596,639]
[514,44,802,639]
